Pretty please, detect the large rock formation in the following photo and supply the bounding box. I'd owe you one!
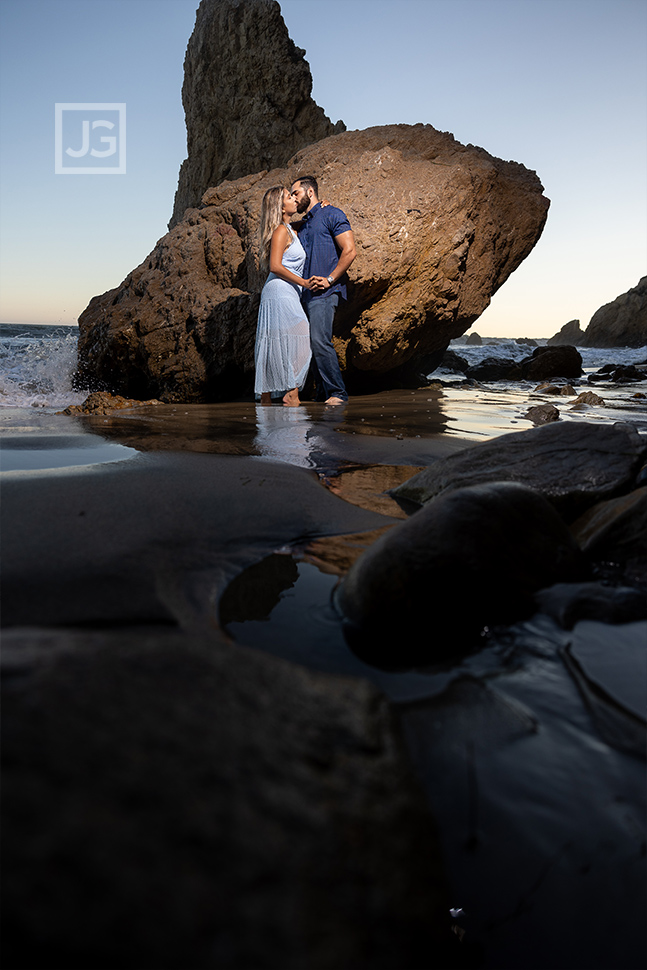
[169,0,344,229]
[77,125,549,403]
[582,277,647,347]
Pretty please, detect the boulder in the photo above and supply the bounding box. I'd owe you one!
[569,390,605,407]
[59,391,163,415]
[169,0,344,228]
[582,277,647,348]
[465,331,482,345]
[2,627,453,970]
[77,124,549,402]
[570,486,647,569]
[465,356,522,381]
[439,350,469,373]
[547,319,585,346]
[588,363,647,384]
[335,482,586,664]
[391,421,647,521]
[519,345,583,380]
[524,403,560,424]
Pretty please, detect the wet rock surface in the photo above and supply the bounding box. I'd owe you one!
[59,391,163,415]
[392,420,647,520]
[335,481,587,663]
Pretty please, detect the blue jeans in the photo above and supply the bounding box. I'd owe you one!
[305,293,348,402]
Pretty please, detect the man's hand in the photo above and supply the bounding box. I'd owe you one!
[309,276,329,292]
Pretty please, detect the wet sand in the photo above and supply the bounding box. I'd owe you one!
[2,390,646,970]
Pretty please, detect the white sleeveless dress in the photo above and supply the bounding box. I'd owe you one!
[254,227,312,396]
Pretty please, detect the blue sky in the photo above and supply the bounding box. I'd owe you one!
[0,0,645,337]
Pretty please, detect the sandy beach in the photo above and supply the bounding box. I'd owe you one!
[2,387,646,969]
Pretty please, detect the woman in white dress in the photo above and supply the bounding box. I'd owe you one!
[255,186,315,407]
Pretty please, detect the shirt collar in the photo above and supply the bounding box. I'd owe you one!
[302,202,321,222]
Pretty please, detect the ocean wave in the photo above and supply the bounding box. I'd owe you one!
[0,326,86,410]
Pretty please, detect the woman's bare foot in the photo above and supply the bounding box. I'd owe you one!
[260,392,272,406]
[324,396,346,406]
[283,389,300,407]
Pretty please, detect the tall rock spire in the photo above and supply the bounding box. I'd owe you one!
[169,0,344,228]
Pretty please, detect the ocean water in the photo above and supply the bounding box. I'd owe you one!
[0,323,86,410]
[1,322,646,412]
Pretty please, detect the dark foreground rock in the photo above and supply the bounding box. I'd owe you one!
[335,482,586,664]
[77,124,549,402]
[392,421,647,521]
[169,0,344,229]
[2,626,455,970]
[570,485,647,585]
[582,276,647,348]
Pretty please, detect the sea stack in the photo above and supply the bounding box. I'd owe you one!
[169,0,344,229]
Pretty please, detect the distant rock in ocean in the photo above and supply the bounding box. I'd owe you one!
[76,1,550,403]
[169,0,344,229]
[582,277,647,348]
[547,319,585,346]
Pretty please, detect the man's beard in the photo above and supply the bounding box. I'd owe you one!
[295,196,310,214]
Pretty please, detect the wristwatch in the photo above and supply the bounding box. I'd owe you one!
[327,275,335,285]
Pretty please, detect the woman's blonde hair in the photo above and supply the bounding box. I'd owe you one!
[259,185,287,272]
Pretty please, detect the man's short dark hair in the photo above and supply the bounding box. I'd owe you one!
[294,175,318,197]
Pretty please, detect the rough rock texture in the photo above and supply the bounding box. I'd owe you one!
[524,403,560,424]
[2,627,454,970]
[335,482,586,662]
[570,486,647,566]
[582,277,647,347]
[547,319,585,346]
[59,391,163,415]
[391,421,647,521]
[78,125,549,402]
[169,0,344,228]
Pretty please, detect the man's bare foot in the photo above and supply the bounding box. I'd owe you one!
[283,389,300,407]
[260,392,272,406]
[324,396,346,405]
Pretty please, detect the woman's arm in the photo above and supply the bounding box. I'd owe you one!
[269,226,313,288]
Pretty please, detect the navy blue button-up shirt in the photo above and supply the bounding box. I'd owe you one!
[298,202,352,304]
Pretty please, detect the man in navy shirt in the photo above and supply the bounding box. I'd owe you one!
[291,176,357,404]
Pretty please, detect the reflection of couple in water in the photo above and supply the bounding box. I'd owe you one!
[254,177,357,407]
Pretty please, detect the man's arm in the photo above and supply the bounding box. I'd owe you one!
[311,230,357,291]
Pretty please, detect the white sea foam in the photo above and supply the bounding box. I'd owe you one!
[0,324,86,410]
[447,337,647,373]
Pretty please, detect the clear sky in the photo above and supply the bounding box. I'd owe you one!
[0,0,645,337]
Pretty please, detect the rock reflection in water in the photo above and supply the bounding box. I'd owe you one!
[219,553,300,623]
